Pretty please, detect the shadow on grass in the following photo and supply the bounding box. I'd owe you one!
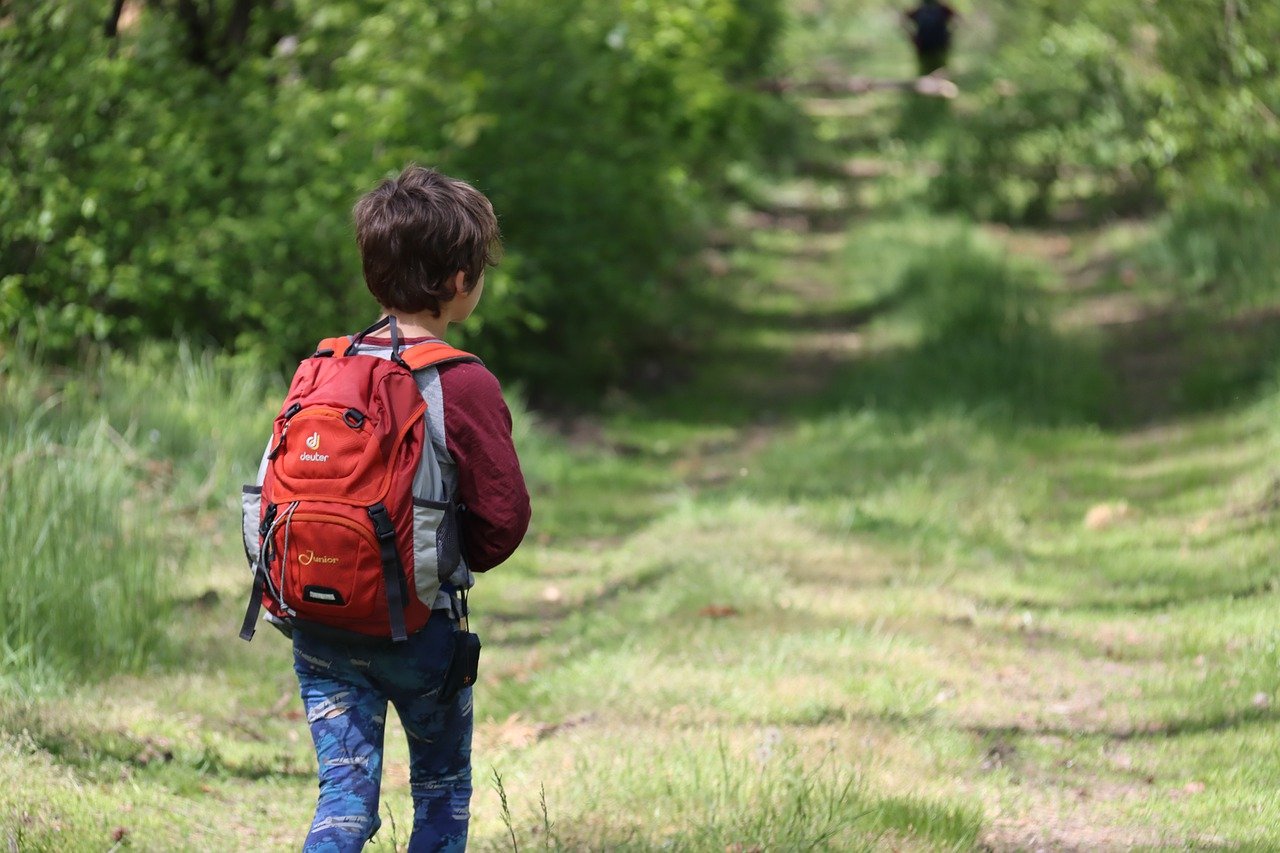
[985,575,1280,615]
[825,328,1111,425]
[744,201,863,236]
[0,705,312,782]
[641,235,1116,431]
[1101,306,1280,427]
[713,285,912,334]
[893,88,954,141]
[614,222,1280,447]
[485,563,669,648]
[967,701,1280,743]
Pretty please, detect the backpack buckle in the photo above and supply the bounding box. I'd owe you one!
[367,503,396,541]
[259,503,278,537]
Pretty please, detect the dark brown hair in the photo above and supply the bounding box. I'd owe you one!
[353,165,500,316]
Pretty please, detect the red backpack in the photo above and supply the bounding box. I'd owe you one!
[239,318,477,642]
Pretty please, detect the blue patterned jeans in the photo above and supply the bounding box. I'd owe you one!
[292,614,473,852]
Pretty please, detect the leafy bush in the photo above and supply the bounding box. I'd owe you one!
[1146,0,1280,202]
[930,0,1278,223]
[932,14,1161,221]
[448,0,789,390]
[0,0,792,395]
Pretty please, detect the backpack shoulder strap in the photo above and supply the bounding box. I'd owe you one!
[401,340,483,371]
[313,336,352,357]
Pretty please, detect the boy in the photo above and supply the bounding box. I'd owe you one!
[285,165,530,851]
[904,0,959,77]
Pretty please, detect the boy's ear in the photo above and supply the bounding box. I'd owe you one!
[450,270,467,296]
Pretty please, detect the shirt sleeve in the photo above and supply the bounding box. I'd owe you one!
[438,361,531,571]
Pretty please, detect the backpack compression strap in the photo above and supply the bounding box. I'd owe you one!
[368,501,410,642]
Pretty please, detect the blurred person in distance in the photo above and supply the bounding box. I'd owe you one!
[903,0,959,77]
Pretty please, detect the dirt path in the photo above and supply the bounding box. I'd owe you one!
[671,94,1192,848]
[529,56,1272,846]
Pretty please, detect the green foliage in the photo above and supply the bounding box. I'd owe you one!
[931,0,1278,223]
[933,12,1161,221]
[1146,0,1280,201]
[0,1,377,356]
[0,0,792,393]
[0,357,179,689]
[444,0,791,390]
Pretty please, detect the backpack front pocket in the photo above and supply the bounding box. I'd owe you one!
[276,512,383,624]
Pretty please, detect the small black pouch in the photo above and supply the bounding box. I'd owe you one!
[439,629,481,705]
[439,587,480,704]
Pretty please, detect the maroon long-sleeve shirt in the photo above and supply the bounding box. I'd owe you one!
[367,336,531,571]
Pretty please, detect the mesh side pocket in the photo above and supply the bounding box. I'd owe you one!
[411,499,450,606]
[241,485,263,570]
[436,502,461,578]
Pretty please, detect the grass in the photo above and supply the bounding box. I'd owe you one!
[0,344,278,694]
[7,2,1280,850]
[0,417,169,689]
[1140,196,1280,311]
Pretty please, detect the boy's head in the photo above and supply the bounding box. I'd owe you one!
[353,165,500,318]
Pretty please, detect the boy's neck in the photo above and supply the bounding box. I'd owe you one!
[381,310,448,341]
[377,273,475,341]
